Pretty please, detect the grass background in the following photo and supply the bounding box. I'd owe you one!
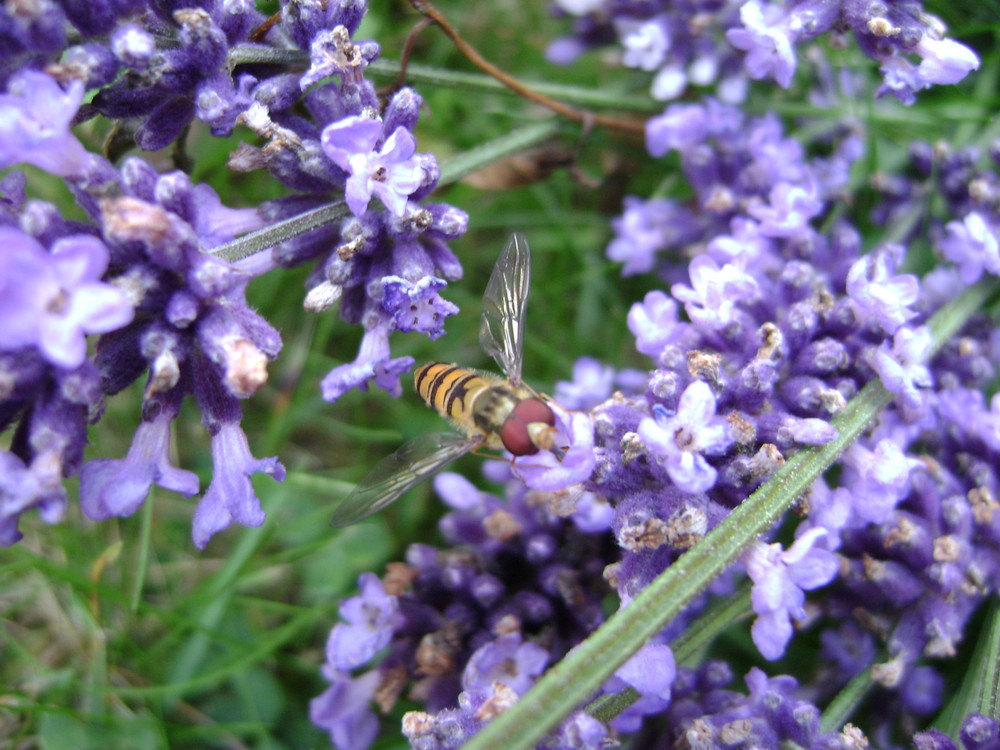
[1,1,998,748]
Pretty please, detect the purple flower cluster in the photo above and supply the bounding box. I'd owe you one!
[314,93,1000,746]
[312,469,621,749]
[0,0,468,546]
[546,0,978,105]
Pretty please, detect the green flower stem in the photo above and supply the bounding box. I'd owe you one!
[461,277,998,750]
[820,666,874,733]
[586,583,753,723]
[979,601,1000,720]
[209,120,563,264]
[226,45,659,112]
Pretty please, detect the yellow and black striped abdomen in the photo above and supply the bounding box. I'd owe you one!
[414,363,495,424]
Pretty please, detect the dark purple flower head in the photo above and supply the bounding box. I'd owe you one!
[380,275,459,339]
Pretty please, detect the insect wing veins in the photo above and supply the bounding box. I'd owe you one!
[330,432,482,527]
[479,232,530,385]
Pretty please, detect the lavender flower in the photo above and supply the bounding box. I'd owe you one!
[743,528,838,660]
[321,115,430,217]
[0,70,91,177]
[637,381,733,494]
[0,229,132,369]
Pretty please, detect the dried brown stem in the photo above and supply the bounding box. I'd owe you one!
[409,0,646,137]
[379,16,434,100]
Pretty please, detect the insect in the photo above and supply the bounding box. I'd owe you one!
[330,233,556,527]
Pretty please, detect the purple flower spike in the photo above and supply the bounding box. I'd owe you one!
[938,212,1000,284]
[310,667,379,750]
[637,380,733,494]
[744,527,838,660]
[190,422,286,549]
[80,406,199,521]
[380,275,459,339]
[0,229,133,369]
[0,70,91,177]
[327,573,398,670]
[321,115,427,217]
[726,0,797,88]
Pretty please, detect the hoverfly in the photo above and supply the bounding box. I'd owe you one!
[330,233,556,527]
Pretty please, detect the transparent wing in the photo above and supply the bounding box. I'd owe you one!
[479,232,530,385]
[330,432,482,527]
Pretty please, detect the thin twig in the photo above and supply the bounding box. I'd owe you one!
[409,0,647,137]
[379,16,434,101]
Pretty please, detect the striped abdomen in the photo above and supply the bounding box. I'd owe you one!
[413,362,555,456]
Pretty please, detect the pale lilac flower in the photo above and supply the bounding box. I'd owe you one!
[845,247,919,334]
[301,26,379,90]
[842,439,922,524]
[0,230,133,369]
[0,452,44,546]
[0,70,91,176]
[321,322,415,402]
[938,212,1000,284]
[627,290,687,358]
[726,0,797,88]
[645,104,708,157]
[321,115,425,217]
[637,381,732,494]
[744,527,838,660]
[606,196,691,275]
[554,357,614,410]
[190,422,286,548]
[869,326,933,410]
[326,573,398,670]
[513,405,595,491]
[80,402,199,520]
[110,24,156,67]
[601,643,676,732]
[310,668,380,750]
[748,182,823,238]
[914,36,979,86]
[671,255,760,331]
[463,633,549,696]
[618,17,669,71]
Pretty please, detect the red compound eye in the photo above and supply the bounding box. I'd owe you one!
[500,398,556,456]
